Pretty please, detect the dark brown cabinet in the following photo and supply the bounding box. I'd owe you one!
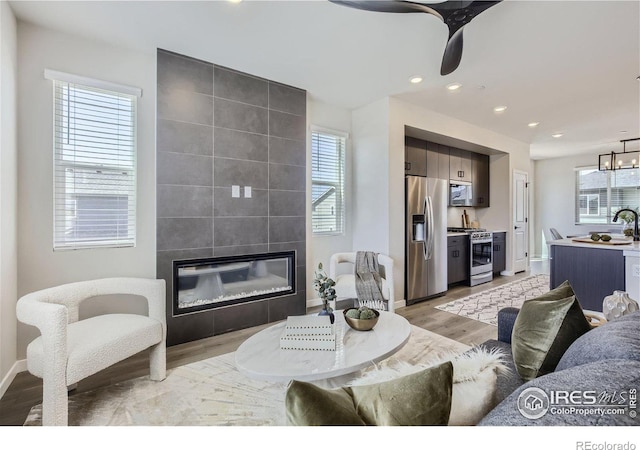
[447,235,469,285]
[492,232,506,275]
[426,142,450,180]
[405,137,427,176]
[472,153,490,207]
[449,148,472,182]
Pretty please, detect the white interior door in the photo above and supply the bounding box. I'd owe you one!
[513,170,529,273]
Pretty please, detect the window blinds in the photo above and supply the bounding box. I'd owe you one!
[575,167,639,225]
[311,131,346,235]
[53,80,137,249]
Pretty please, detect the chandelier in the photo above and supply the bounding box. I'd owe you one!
[598,138,640,171]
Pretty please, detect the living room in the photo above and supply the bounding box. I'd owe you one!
[1,0,639,442]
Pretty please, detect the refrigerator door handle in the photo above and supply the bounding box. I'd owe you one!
[422,197,428,260]
[426,196,435,260]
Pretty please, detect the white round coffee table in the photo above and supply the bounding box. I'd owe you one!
[235,310,411,382]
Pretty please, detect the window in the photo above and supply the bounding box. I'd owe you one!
[575,167,640,224]
[49,71,139,249]
[311,129,346,235]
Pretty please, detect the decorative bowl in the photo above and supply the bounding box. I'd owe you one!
[343,308,380,331]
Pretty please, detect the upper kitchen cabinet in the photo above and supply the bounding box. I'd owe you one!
[405,136,427,176]
[472,153,490,207]
[449,147,472,183]
[426,142,450,180]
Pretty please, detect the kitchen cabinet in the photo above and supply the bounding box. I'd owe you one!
[472,153,490,207]
[492,232,506,274]
[449,148,472,183]
[448,235,469,285]
[405,137,427,176]
[426,142,450,180]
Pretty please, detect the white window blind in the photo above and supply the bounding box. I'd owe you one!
[575,167,640,225]
[311,130,346,235]
[52,79,137,250]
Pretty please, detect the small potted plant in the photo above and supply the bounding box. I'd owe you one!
[313,262,336,323]
[618,208,639,237]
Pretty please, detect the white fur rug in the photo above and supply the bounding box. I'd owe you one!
[435,274,550,326]
[25,326,471,426]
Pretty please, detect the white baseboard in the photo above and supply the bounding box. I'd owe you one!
[0,359,27,400]
[500,270,515,276]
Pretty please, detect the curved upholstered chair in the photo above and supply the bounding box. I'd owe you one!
[329,252,395,313]
[16,277,167,426]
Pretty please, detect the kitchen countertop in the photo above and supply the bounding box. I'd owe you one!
[550,237,640,254]
[447,232,469,237]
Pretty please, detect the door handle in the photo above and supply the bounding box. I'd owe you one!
[514,226,521,229]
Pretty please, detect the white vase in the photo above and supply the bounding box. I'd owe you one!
[602,290,639,321]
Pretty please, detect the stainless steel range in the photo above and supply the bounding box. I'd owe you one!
[469,231,493,286]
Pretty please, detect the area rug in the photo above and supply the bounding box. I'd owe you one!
[24,326,469,426]
[435,274,550,326]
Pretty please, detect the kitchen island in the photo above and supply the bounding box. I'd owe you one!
[549,237,640,312]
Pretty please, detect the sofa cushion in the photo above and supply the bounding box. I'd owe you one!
[556,310,640,371]
[511,283,591,381]
[334,274,391,301]
[285,361,453,426]
[478,359,640,426]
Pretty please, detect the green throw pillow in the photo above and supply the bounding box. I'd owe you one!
[285,361,453,426]
[512,281,592,381]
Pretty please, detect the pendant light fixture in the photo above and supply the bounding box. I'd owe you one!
[598,138,640,171]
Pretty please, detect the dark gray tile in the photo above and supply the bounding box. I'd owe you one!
[213,300,269,335]
[214,127,268,162]
[269,163,306,191]
[214,67,268,107]
[157,185,212,218]
[213,157,268,189]
[269,110,306,141]
[268,290,306,322]
[214,187,268,217]
[157,218,213,251]
[214,217,268,247]
[158,85,213,126]
[269,190,305,216]
[166,311,214,347]
[214,98,267,134]
[269,217,305,243]
[269,137,305,166]
[157,50,213,95]
[296,266,307,293]
[157,152,212,186]
[213,244,269,258]
[268,241,306,267]
[157,119,213,156]
[269,82,306,116]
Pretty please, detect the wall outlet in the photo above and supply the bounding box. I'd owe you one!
[633,264,640,278]
[232,185,240,198]
[244,186,252,198]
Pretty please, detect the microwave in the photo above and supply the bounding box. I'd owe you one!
[450,181,473,207]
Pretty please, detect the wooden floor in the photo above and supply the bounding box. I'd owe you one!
[0,263,547,426]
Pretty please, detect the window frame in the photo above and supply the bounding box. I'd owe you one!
[311,126,348,236]
[47,70,141,250]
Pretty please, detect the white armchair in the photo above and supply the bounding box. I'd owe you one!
[329,252,395,313]
[16,277,167,426]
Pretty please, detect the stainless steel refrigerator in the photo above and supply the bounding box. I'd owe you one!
[405,176,448,305]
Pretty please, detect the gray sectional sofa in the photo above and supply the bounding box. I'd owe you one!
[478,308,640,426]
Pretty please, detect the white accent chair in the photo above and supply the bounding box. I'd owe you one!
[16,278,167,426]
[329,252,395,313]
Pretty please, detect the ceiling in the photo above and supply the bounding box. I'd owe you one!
[9,0,640,160]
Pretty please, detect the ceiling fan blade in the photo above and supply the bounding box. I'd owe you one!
[440,27,464,75]
[329,1,440,16]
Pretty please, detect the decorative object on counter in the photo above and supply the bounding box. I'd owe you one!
[584,312,607,328]
[313,262,336,324]
[614,207,640,239]
[571,237,632,246]
[598,137,639,172]
[280,316,336,351]
[462,209,470,228]
[602,290,639,321]
[344,306,380,331]
[435,274,550,326]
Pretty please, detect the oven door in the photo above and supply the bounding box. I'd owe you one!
[470,238,493,275]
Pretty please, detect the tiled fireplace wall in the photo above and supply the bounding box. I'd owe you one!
[156,49,307,346]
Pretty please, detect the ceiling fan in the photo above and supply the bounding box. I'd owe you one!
[329,1,502,76]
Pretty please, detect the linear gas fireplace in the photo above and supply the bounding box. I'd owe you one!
[173,251,296,316]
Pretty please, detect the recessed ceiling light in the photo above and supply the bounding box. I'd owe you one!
[446,82,462,91]
[528,122,540,128]
[410,76,423,84]
[552,133,564,138]
[493,106,507,113]
[228,0,242,3]
[620,130,628,134]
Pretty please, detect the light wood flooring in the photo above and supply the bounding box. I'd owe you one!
[0,263,548,426]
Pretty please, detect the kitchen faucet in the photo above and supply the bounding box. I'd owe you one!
[613,208,640,242]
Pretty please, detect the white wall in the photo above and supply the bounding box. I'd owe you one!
[16,23,157,358]
[0,0,18,392]
[533,151,617,258]
[306,98,353,302]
